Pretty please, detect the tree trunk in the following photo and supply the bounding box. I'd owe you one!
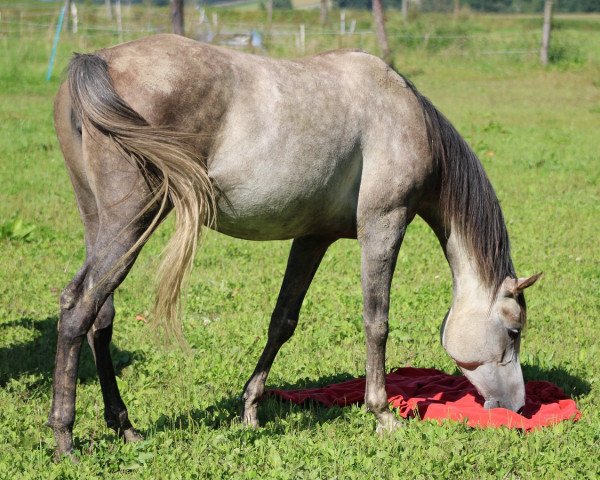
[171,0,184,36]
[372,0,391,64]
[320,0,328,25]
[540,0,553,65]
[454,0,460,17]
[401,0,408,22]
[267,0,273,27]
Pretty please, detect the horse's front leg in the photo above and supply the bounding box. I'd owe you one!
[241,235,334,427]
[359,208,408,432]
[86,295,143,443]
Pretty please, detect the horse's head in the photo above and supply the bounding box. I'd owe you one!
[441,273,542,412]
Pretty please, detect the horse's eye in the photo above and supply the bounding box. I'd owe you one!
[507,328,521,340]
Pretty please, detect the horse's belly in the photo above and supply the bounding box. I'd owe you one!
[210,152,362,241]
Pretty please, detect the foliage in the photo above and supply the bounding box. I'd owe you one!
[337,0,600,13]
[0,7,599,479]
[0,217,37,242]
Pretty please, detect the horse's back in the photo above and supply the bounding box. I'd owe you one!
[90,35,432,239]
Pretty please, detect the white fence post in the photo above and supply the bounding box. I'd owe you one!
[71,2,78,34]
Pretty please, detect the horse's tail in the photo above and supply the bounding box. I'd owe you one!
[67,53,216,343]
[402,75,514,293]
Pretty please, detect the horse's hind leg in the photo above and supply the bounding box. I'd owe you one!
[358,206,410,432]
[241,235,334,427]
[50,118,155,457]
[87,295,142,443]
[49,219,149,458]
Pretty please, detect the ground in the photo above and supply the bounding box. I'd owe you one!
[0,5,598,478]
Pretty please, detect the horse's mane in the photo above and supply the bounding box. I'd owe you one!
[400,72,516,293]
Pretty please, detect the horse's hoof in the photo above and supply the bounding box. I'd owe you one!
[53,449,79,464]
[375,412,403,435]
[241,408,260,428]
[51,426,78,462]
[123,428,144,443]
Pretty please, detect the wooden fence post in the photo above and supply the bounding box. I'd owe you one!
[372,0,391,64]
[105,0,112,20]
[267,0,273,28]
[171,0,184,36]
[454,0,460,18]
[61,0,71,32]
[401,0,409,23]
[540,0,553,66]
[116,0,123,41]
[320,0,328,26]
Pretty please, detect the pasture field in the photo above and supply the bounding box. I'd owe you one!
[1,5,599,479]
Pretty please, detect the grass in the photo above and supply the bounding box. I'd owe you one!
[1,6,599,479]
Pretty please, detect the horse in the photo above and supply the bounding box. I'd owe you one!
[50,33,540,458]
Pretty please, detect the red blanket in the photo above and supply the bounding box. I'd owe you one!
[270,367,580,430]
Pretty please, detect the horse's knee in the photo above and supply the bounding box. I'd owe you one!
[364,318,388,344]
[268,315,298,344]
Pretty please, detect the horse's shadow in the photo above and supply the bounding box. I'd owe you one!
[0,316,141,388]
[152,372,358,435]
[152,364,590,435]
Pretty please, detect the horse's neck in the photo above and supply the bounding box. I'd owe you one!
[443,226,490,303]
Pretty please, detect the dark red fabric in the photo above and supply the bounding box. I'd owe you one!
[270,367,580,430]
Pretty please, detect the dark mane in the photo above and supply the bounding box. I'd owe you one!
[402,74,515,292]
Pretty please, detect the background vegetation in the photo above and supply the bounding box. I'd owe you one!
[0,2,598,478]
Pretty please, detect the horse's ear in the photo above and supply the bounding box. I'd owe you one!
[516,272,543,293]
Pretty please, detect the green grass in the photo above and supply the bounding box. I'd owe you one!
[1,7,599,479]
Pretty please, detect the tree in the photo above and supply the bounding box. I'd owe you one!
[171,0,184,36]
[320,0,329,25]
[372,0,391,64]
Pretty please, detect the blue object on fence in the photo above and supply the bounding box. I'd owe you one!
[251,30,262,48]
[46,5,66,81]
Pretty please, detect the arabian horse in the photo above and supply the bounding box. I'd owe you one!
[50,34,540,458]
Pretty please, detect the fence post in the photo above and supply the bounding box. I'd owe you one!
[171,0,184,36]
[340,10,345,35]
[116,0,123,41]
[320,0,328,26]
[540,0,553,66]
[267,0,273,28]
[71,2,78,34]
[61,0,71,32]
[402,0,409,23]
[372,0,391,64]
[300,24,305,54]
[105,0,112,20]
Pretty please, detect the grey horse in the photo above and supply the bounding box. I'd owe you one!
[50,34,540,459]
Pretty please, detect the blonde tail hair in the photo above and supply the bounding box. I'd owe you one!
[68,53,216,343]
